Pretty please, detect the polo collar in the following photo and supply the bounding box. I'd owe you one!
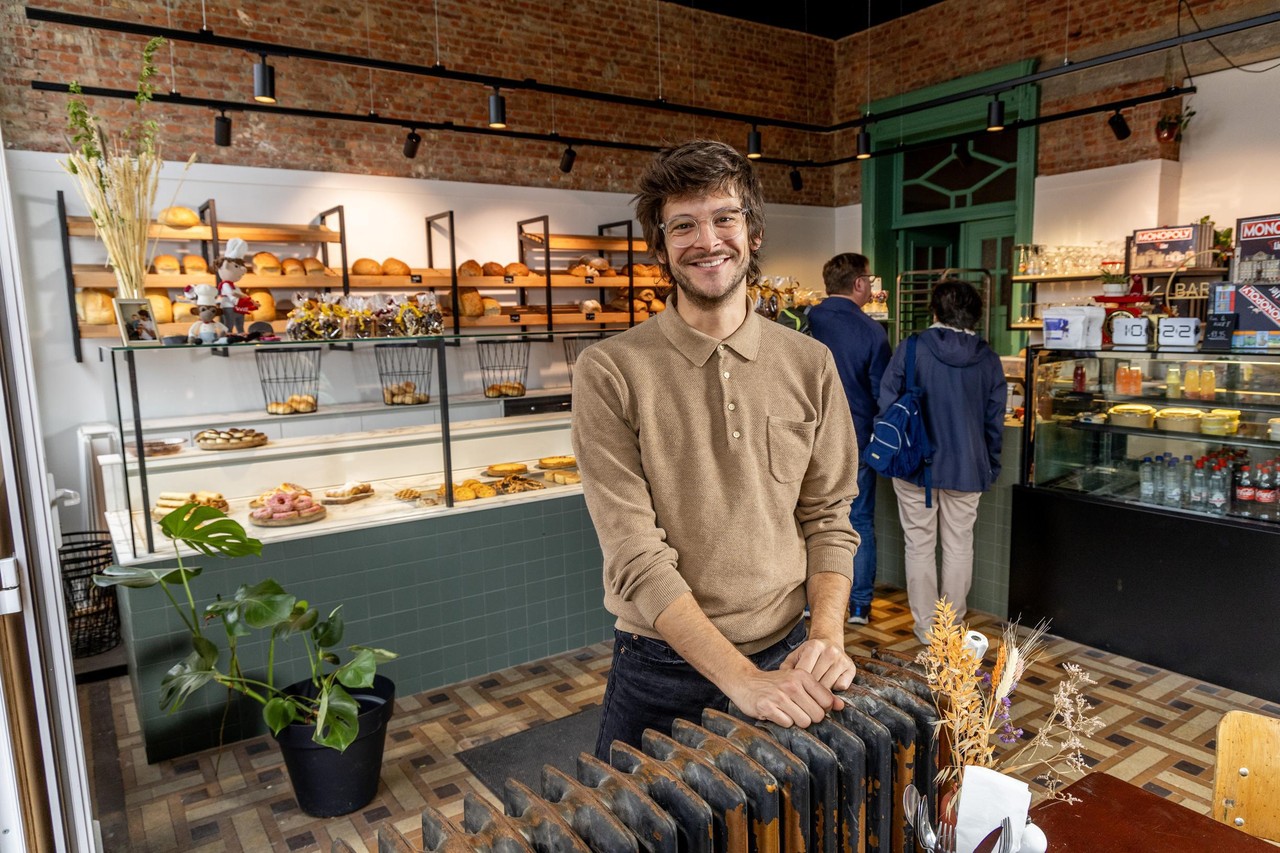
[657,290,762,367]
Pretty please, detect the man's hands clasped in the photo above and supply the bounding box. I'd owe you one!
[725,635,856,729]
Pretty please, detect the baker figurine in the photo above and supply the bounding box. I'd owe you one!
[215,237,253,333]
[187,280,228,345]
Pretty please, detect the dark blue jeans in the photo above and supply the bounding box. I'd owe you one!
[849,461,878,609]
[593,619,808,760]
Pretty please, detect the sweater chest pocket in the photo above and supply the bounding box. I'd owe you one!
[767,417,816,483]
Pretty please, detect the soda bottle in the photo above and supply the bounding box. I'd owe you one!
[1256,467,1277,521]
[1190,460,1207,511]
[1139,456,1155,503]
[1164,458,1181,507]
[1073,363,1087,392]
[1208,464,1229,515]
[1236,465,1255,517]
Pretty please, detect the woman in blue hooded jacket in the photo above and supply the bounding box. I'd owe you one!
[877,279,1006,644]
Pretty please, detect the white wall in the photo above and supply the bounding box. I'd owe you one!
[1031,159,1182,246]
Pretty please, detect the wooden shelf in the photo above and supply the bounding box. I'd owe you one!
[519,233,650,253]
[1136,267,1229,277]
[1012,273,1102,283]
[78,319,290,339]
[65,216,341,244]
[72,268,668,291]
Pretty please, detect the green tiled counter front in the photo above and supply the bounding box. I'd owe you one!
[119,494,610,762]
[873,424,1021,619]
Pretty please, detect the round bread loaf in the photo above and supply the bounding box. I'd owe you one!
[504,261,530,276]
[458,286,485,317]
[153,254,181,274]
[253,252,282,274]
[352,258,383,276]
[568,264,591,277]
[481,297,501,316]
[281,258,306,276]
[302,257,327,275]
[144,289,175,324]
[75,289,116,324]
[182,254,208,275]
[382,257,411,276]
[248,290,276,321]
[482,261,506,277]
[458,259,483,277]
[158,206,200,228]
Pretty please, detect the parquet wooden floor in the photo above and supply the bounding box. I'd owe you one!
[80,587,1280,851]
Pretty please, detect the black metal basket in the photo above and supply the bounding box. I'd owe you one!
[59,532,120,659]
[255,347,322,415]
[477,340,530,398]
[563,334,610,383]
[374,343,433,405]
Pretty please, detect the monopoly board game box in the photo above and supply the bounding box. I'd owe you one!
[1232,213,1280,284]
[1210,281,1280,348]
[1128,224,1213,274]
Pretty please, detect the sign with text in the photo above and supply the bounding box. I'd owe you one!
[1232,213,1280,283]
[1202,314,1237,351]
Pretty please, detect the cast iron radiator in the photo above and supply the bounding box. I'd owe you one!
[335,650,939,853]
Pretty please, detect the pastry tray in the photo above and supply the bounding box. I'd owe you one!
[249,506,327,527]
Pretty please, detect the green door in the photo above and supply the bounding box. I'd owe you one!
[960,216,1016,352]
[901,225,958,272]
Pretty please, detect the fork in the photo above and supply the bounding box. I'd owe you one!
[996,816,1015,853]
[936,821,956,853]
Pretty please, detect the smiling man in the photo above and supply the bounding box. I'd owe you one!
[572,139,861,757]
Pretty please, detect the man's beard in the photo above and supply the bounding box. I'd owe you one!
[666,249,752,311]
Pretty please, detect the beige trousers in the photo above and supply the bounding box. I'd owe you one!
[892,479,983,641]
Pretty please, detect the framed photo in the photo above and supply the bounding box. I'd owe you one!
[113,298,162,346]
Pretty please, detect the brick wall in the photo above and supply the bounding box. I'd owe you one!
[2,0,1276,206]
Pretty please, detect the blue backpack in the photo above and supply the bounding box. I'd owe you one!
[864,335,934,506]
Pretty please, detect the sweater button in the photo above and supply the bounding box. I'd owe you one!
[732,431,741,439]
[723,371,730,379]
[727,402,736,411]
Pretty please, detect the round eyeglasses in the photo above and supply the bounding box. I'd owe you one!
[659,207,749,248]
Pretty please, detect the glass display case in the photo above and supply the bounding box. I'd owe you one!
[1023,346,1280,526]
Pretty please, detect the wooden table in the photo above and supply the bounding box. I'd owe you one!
[1030,771,1274,851]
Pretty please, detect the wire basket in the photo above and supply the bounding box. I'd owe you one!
[374,343,433,405]
[477,339,530,398]
[563,334,610,383]
[255,347,322,415]
[59,532,120,659]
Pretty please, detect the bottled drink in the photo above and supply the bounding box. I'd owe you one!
[1164,458,1181,507]
[1184,366,1201,399]
[1200,366,1216,401]
[1208,464,1229,515]
[1182,455,1194,506]
[1139,456,1155,503]
[1073,363,1087,392]
[1152,455,1165,499]
[1236,465,1255,517]
[1256,467,1277,521]
[1166,364,1182,398]
[1190,460,1208,511]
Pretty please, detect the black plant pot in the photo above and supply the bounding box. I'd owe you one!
[273,674,396,817]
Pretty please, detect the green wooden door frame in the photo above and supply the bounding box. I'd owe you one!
[961,216,1017,353]
[861,60,1039,342]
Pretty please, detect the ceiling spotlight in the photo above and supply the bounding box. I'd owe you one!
[954,141,974,166]
[559,146,577,173]
[1108,110,1132,141]
[403,129,421,159]
[987,98,1005,132]
[789,167,803,192]
[214,111,231,147]
[488,88,507,129]
[747,126,762,160]
[253,54,276,104]
[856,130,872,160]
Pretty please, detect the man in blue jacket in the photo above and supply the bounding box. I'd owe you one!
[877,278,1006,644]
[808,253,892,625]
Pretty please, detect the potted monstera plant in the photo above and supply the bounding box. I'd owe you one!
[94,504,397,817]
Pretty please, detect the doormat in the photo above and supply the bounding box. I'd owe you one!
[457,704,603,798]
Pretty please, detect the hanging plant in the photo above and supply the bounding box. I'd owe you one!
[1155,106,1195,143]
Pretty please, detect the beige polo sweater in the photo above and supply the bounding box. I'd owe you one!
[572,297,860,655]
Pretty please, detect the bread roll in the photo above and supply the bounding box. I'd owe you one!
[568,264,591,277]
[484,384,504,398]
[482,261,506,277]
[458,286,484,317]
[145,289,174,324]
[153,254,181,275]
[648,298,666,313]
[281,258,306,276]
[248,290,276,321]
[382,257,411,276]
[75,289,116,325]
[481,297,501,316]
[302,257,327,275]
[351,258,383,276]
[182,254,208,275]
[458,259,483,277]
[504,261,530,277]
[637,288,656,302]
[253,252,282,274]
[158,206,200,228]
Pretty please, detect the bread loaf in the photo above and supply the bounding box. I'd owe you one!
[76,289,116,325]
[504,261,530,277]
[458,259,483,277]
[482,261,506,277]
[351,258,383,276]
[253,252,282,274]
[481,297,501,316]
[182,254,208,275]
[382,257,411,276]
[648,298,666,313]
[281,258,306,276]
[158,206,200,228]
[568,264,591,277]
[458,286,484,317]
[248,290,276,321]
[153,254,181,275]
[145,289,174,324]
[302,257,327,275]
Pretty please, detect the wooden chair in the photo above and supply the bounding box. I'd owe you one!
[1212,710,1280,842]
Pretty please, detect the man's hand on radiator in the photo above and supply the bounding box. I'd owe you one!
[726,666,844,729]
[780,636,857,694]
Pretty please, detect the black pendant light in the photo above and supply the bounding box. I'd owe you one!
[747,126,762,160]
[253,54,276,104]
[488,87,506,129]
[856,130,872,160]
[1108,110,1132,140]
[214,111,231,147]
[403,129,421,158]
[789,167,803,191]
[987,97,1005,132]
[559,145,577,173]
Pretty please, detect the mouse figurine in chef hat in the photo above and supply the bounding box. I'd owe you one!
[214,237,253,334]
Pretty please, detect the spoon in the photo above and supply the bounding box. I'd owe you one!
[916,796,938,851]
